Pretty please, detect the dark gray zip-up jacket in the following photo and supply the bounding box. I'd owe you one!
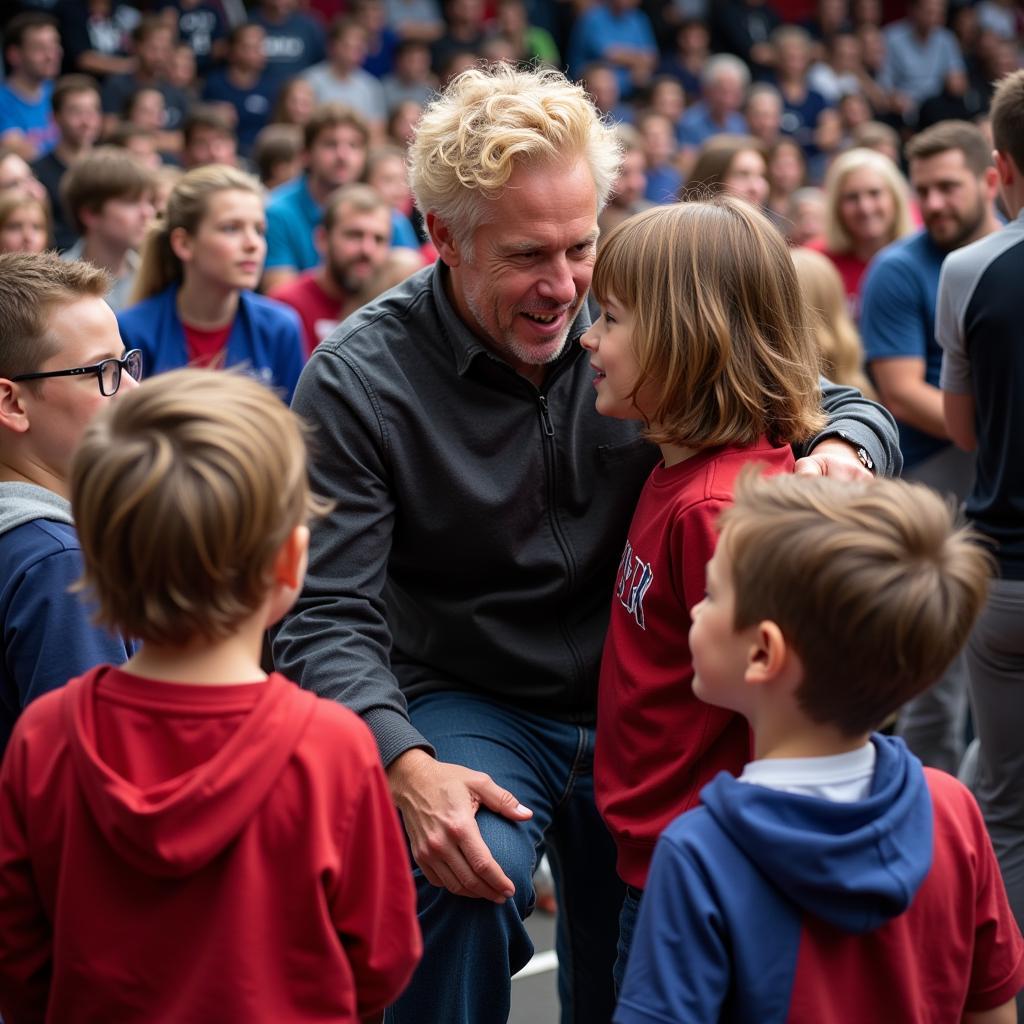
[274,263,901,766]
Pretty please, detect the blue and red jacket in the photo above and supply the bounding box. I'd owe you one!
[616,735,1024,1023]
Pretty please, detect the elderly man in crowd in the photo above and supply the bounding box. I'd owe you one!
[275,65,900,1024]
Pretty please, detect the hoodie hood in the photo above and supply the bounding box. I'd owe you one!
[0,481,74,536]
[700,734,933,933]
[63,670,318,878]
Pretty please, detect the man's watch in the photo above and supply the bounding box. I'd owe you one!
[819,430,875,473]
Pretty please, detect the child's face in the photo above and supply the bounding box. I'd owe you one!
[579,292,644,421]
[689,540,753,715]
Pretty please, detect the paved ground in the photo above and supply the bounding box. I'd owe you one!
[509,908,559,1023]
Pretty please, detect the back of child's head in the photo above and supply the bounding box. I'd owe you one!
[70,368,327,647]
[591,196,826,449]
[718,472,992,736]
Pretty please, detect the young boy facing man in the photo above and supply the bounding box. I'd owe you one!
[616,472,1024,1024]
[0,369,421,1022]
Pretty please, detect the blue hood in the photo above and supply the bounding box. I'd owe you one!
[700,735,933,933]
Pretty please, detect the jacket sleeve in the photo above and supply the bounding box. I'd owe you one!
[330,727,422,1016]
[803,375,903,478]
[5,547,132,718]
[614,831,730,1024]
[273,347,432,765]
[0,726,53,1024]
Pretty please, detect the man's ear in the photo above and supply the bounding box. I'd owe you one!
[426,212,462,268]
[744,620,787,687]
[313,223,327,259]
[994,149,1014,189]
[983,164,1000,202]
[0,379,30,435]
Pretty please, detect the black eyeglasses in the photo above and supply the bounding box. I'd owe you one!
[10,349,143,397]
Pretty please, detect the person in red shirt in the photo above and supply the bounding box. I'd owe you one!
[0,368,421,1023]
[810,145,914,319]
[270,182,397,356]
[580,196,828,990]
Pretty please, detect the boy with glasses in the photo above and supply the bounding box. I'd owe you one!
[0,251,141,753]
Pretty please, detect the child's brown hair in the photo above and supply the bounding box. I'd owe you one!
[719,471,992,736]
[591,197,826,449]
[71,369,329,646]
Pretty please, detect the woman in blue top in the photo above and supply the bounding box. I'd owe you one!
[118,164,304,402]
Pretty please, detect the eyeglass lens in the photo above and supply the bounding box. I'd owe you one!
[99,352,143,396]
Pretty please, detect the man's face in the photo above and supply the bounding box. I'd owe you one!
[912,0,945,32]
[185,127,238,169]
[137,28,174,76]
[56,90,102,149]
[87,194,157,252]
[324,203,392,292]
[444,158,599,379]
[19,298,137,483]
[231,27,267,73]
[12,26,62,82]
[706,70,744,116]
[910,148,990,251]
[330,27,368,71]
[308,125,367,191]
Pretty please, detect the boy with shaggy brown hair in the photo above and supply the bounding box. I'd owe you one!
[617,472,1024,1024]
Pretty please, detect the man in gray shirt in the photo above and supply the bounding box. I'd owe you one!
[275,65,901,1024]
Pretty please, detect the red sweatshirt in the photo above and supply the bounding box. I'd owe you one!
[595,440,794,889]
[0,667,421,1023]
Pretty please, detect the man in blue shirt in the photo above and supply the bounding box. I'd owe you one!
[861,119,1000,774]
[678,54,749,156]
[0,13,62,159]
[251,0,326,96]
[201,23,276,155]
[879,0,966,123]
[567,0,658,100]
[262,104,370,293]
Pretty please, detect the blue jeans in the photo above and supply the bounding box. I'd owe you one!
[613,885,643,995]
[384,691,624,1024]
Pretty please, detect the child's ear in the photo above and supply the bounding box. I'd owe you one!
[744,620,787,687]
[273,524,309,592]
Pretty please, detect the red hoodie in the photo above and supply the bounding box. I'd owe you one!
[0,666,421,1023]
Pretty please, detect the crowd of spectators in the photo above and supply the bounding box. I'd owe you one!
[0,0,1016,330]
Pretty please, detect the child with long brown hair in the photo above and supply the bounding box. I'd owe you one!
[581,196,825,987]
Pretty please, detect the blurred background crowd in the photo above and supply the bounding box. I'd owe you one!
[0,0,1018,346]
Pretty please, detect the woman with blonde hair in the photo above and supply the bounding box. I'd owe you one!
[118,164,304,401]
[0,191,49,254]
[813,147,913,315]
[791,245,876,399]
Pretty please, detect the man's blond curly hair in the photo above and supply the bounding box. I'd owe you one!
[409,64,621,253]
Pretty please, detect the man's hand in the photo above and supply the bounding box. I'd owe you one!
[387,749,532,903]
[794,438,874,481]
